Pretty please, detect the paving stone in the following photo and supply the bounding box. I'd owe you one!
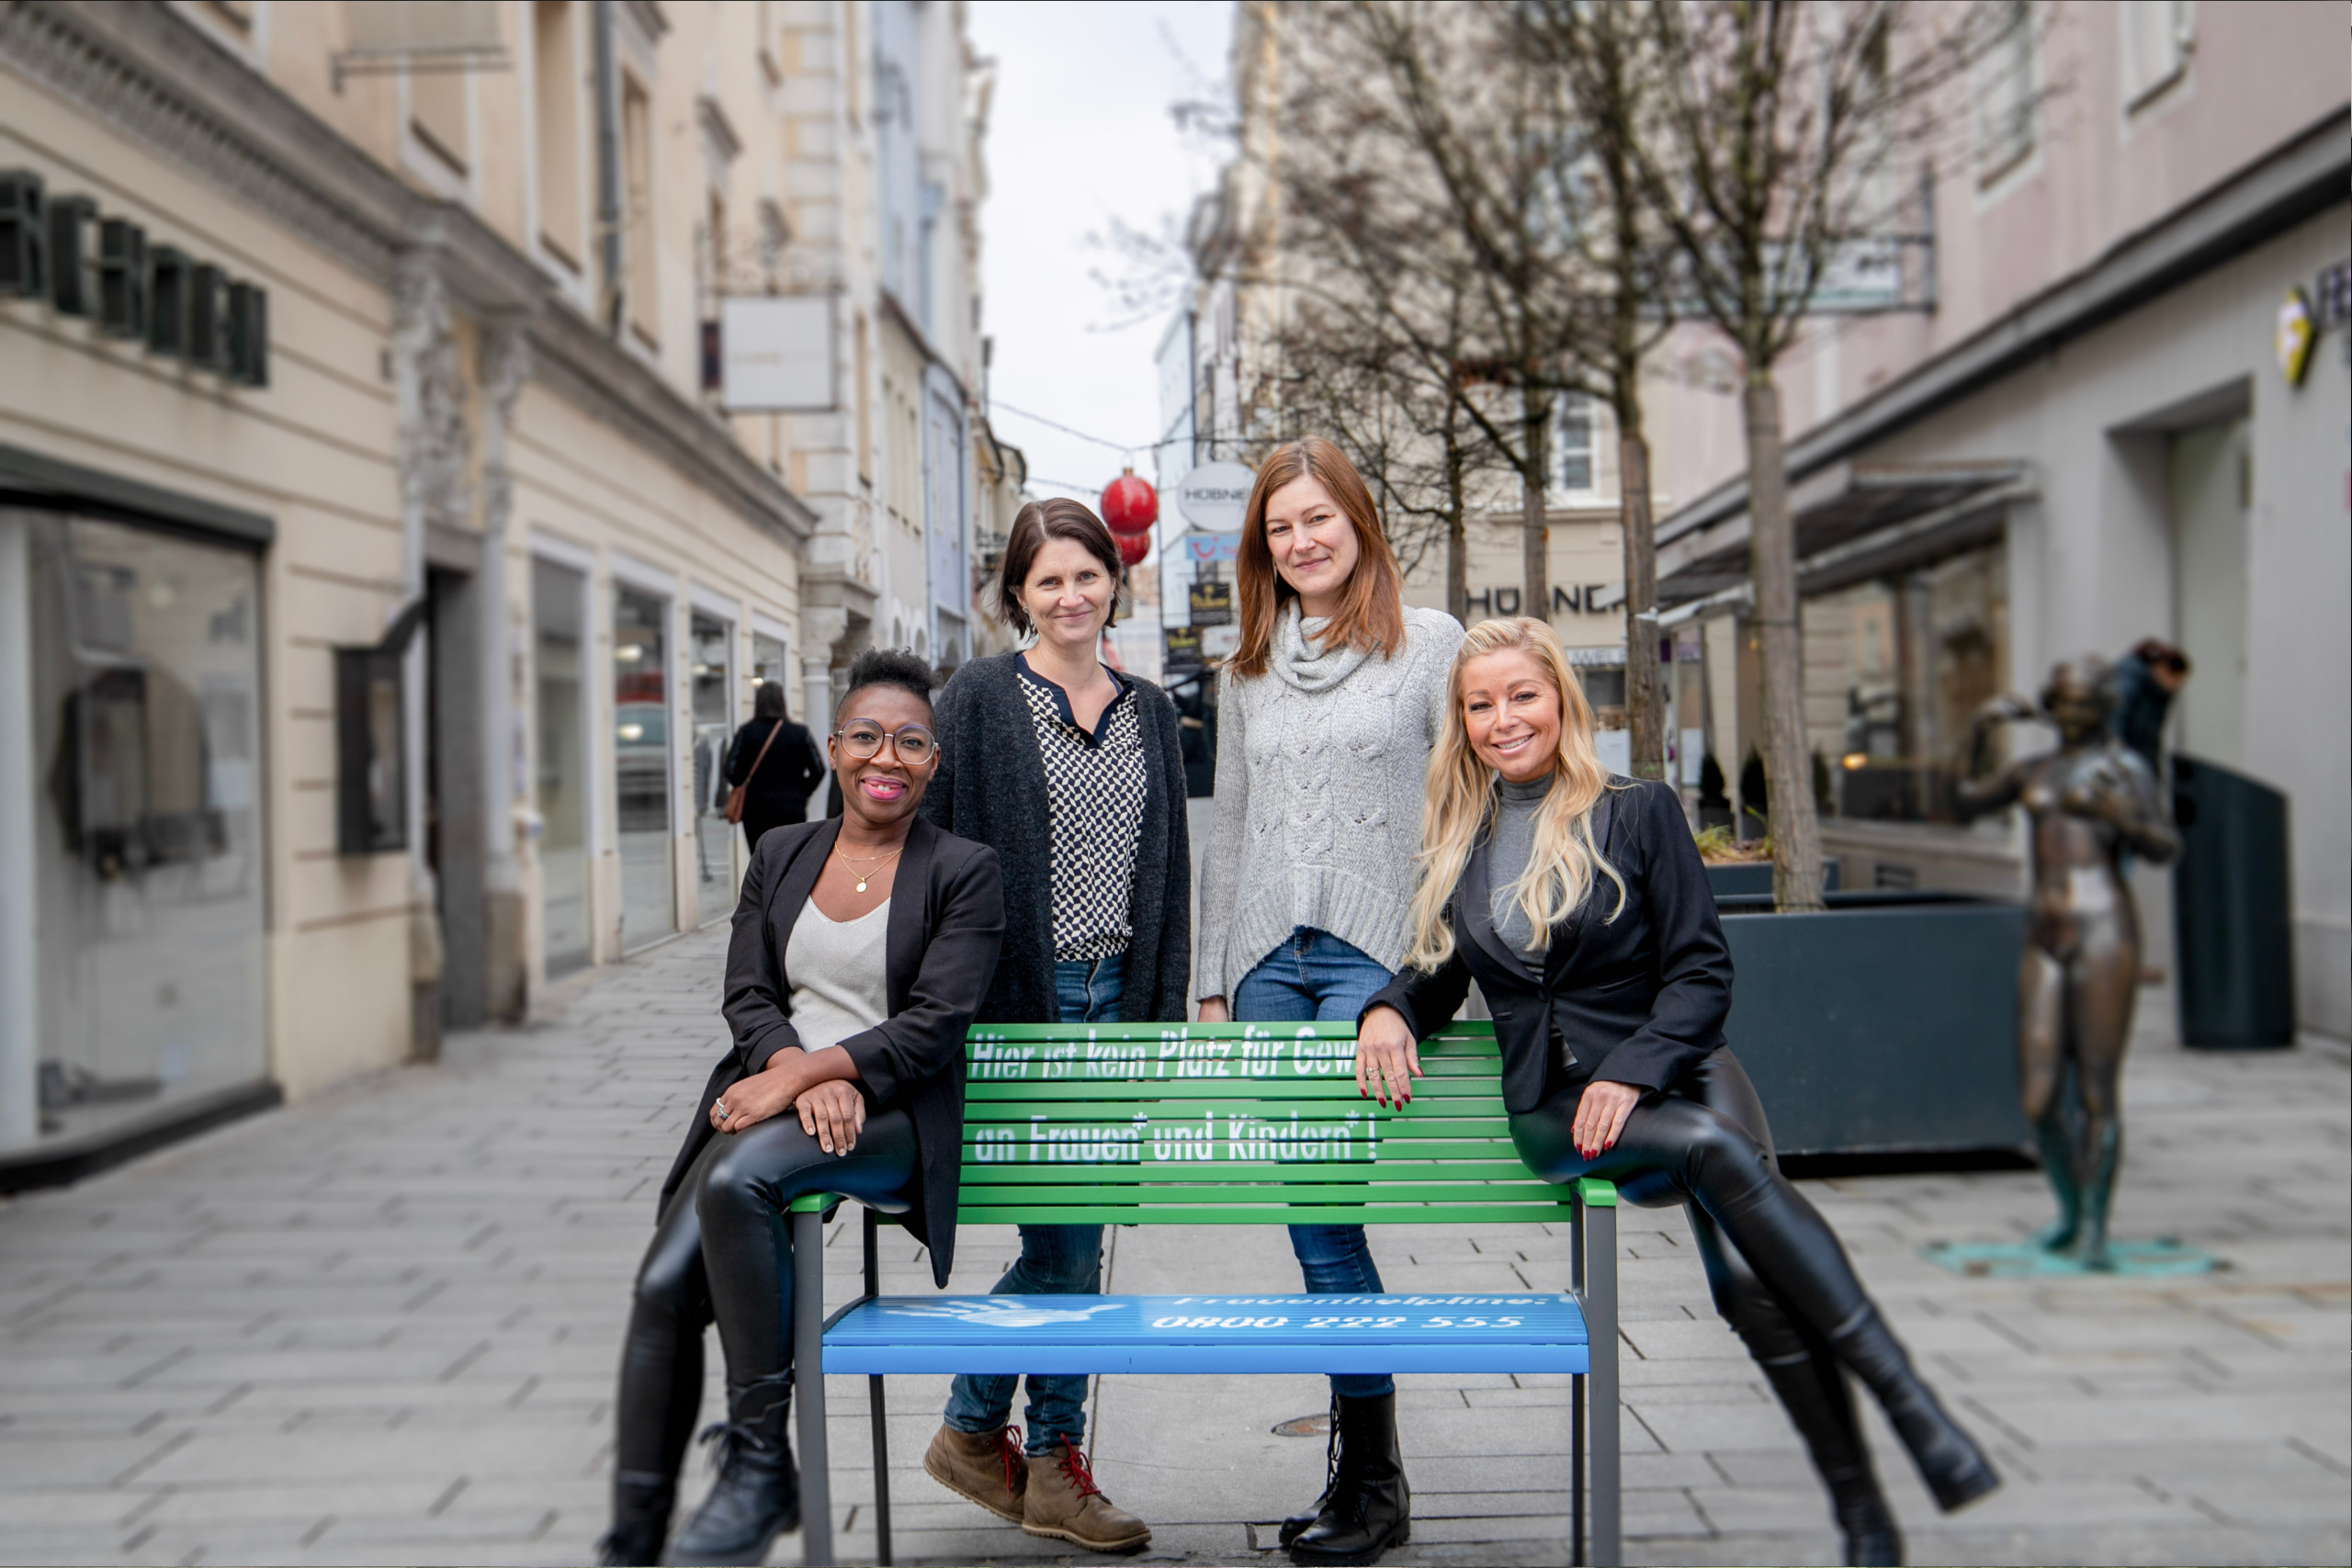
[1,922,2343,1567]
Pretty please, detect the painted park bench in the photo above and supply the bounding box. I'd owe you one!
[784,1020,1623,1567]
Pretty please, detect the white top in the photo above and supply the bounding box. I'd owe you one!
[785,897,891,1053]
[1196,601,1465,998]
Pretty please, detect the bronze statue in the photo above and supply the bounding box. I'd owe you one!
[1955,657,2178,1269]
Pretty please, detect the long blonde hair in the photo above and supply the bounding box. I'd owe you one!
[1405,617,1629,971]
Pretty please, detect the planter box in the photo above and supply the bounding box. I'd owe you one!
[1704,859,1841,898]
[1717,892,2028,1157]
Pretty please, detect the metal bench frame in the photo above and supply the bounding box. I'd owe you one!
[786,1021,1621,1566]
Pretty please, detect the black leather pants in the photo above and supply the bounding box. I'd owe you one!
[1510,1051,1879,1511]
[612,1109,918,1487]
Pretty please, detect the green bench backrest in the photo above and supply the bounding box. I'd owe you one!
[958,1020,1577,1226]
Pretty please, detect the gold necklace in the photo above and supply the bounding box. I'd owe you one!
[837,844,904,893]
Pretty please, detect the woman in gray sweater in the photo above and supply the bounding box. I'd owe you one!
[1195,437,1463,1563]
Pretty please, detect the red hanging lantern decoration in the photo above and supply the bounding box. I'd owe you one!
[1101,468,1158,536]
[1114,528,1151,569]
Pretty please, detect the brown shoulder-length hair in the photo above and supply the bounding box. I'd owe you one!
[994,497,1125,636]
[1229,437,1406,680]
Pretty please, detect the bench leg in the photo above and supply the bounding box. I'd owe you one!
[793,1207,833,1568]
[1572,1370,1587,1567]
[862,1208,892,1565]
[1586,1200,1620,1568]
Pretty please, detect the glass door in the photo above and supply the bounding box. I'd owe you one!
[614,585,675,950]
[532,558,591,976]
[689,611,735,926]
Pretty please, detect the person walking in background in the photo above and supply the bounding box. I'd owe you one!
[726,678,827,851]
[2110,638,2191,776]
[915,497,1187,1552]
[597,649,1002,1567]
[1364,616,1997,1567]
[1193,436,1464,1564]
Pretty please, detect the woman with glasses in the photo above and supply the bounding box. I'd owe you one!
[1363,617,1996,1567]
[598,649,1004,1568]
[913,497,1188,1553]
[1194,437,1464,1564]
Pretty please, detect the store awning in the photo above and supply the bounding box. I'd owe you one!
[1655,459,2029,610]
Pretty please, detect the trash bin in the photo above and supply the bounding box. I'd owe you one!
[2171,754,2295,1049]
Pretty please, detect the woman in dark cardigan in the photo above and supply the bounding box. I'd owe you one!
[1357,618,1995,1568]
[597,649,1002,1568]
[913,498,1187,1551]
[725,678,827,850]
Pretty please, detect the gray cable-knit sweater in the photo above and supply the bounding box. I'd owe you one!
[1197,601,1465,999]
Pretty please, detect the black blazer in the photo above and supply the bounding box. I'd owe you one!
[725,717,827,819]
[1363,777,1733,1115]
[660,816,1004,1285]
[922,652,1192,1025]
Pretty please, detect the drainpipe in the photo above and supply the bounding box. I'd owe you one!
[594,0,624,335]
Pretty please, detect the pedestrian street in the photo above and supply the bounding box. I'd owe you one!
[0,921,2343,1567]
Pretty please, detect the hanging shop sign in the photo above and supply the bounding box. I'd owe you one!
[1188,578,1233,626]
[2276,287,2316,387]
[718,294,835,411]
[0,171,267,385]
[1182,532,1241,563]
[1163,626,1204,671]
[1176,461,1255,531]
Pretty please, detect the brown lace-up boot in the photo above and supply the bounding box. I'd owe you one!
[923,1423,1027,1523]
[1022,1436,1151,1551]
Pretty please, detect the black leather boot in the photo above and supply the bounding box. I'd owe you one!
[1755,1350,1902,1565]
[595,1469,674,1567]
[1290,1393,1410,1564]
[1828,1307,2000,1514]
[667,1374,800,1566]
[1278,1395,1340,1548]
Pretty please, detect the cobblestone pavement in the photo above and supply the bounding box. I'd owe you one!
[1,920,2345,1567]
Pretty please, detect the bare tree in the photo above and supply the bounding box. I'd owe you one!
[1626,0,1987,909]
[1273,1,1589,622]
[1520,0,1683,784]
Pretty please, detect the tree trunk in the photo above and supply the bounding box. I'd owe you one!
[1620,426,1665,782]
[1742,374,1825,913]
[1446,511,1469,625]
[1521,400,1549,621]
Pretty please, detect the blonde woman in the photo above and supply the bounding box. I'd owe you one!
[1358,619,1997,1568]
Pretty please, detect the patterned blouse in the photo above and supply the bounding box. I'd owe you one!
[1016,655,1149,962]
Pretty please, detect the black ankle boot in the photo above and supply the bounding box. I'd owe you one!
[1290,1393,1410,1564]
[1755,1350,1903,1565]
[1278,1396,1341,1548]
[595,1469,674,1567]
[667,1374,800,1566]
[1829,1308,2000,1513]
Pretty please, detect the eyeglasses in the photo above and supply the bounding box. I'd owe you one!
[832,721,937,763]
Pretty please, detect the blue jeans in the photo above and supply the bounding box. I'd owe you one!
[942,953,1122,1453]
[1234,928,1397,1400]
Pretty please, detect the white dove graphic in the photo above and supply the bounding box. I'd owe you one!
[884,1300,1125,1329]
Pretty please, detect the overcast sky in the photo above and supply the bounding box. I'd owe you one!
[967,0,1234,525]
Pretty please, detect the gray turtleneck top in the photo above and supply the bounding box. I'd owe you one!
[1488,774,1554,957]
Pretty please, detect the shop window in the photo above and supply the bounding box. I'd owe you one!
[689,611,735,927]
[532,558,591,976]
[8,512,266,1155]
[613,583,674,949]
[1815,542,2008,823]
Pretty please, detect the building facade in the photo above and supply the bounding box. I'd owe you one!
[0,0,1015,1183]
[1645,1,2349,1037]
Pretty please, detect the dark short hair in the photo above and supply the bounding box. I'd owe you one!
[753,679,787,721]
[835,647,937,725]
[996,498,1125,636]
